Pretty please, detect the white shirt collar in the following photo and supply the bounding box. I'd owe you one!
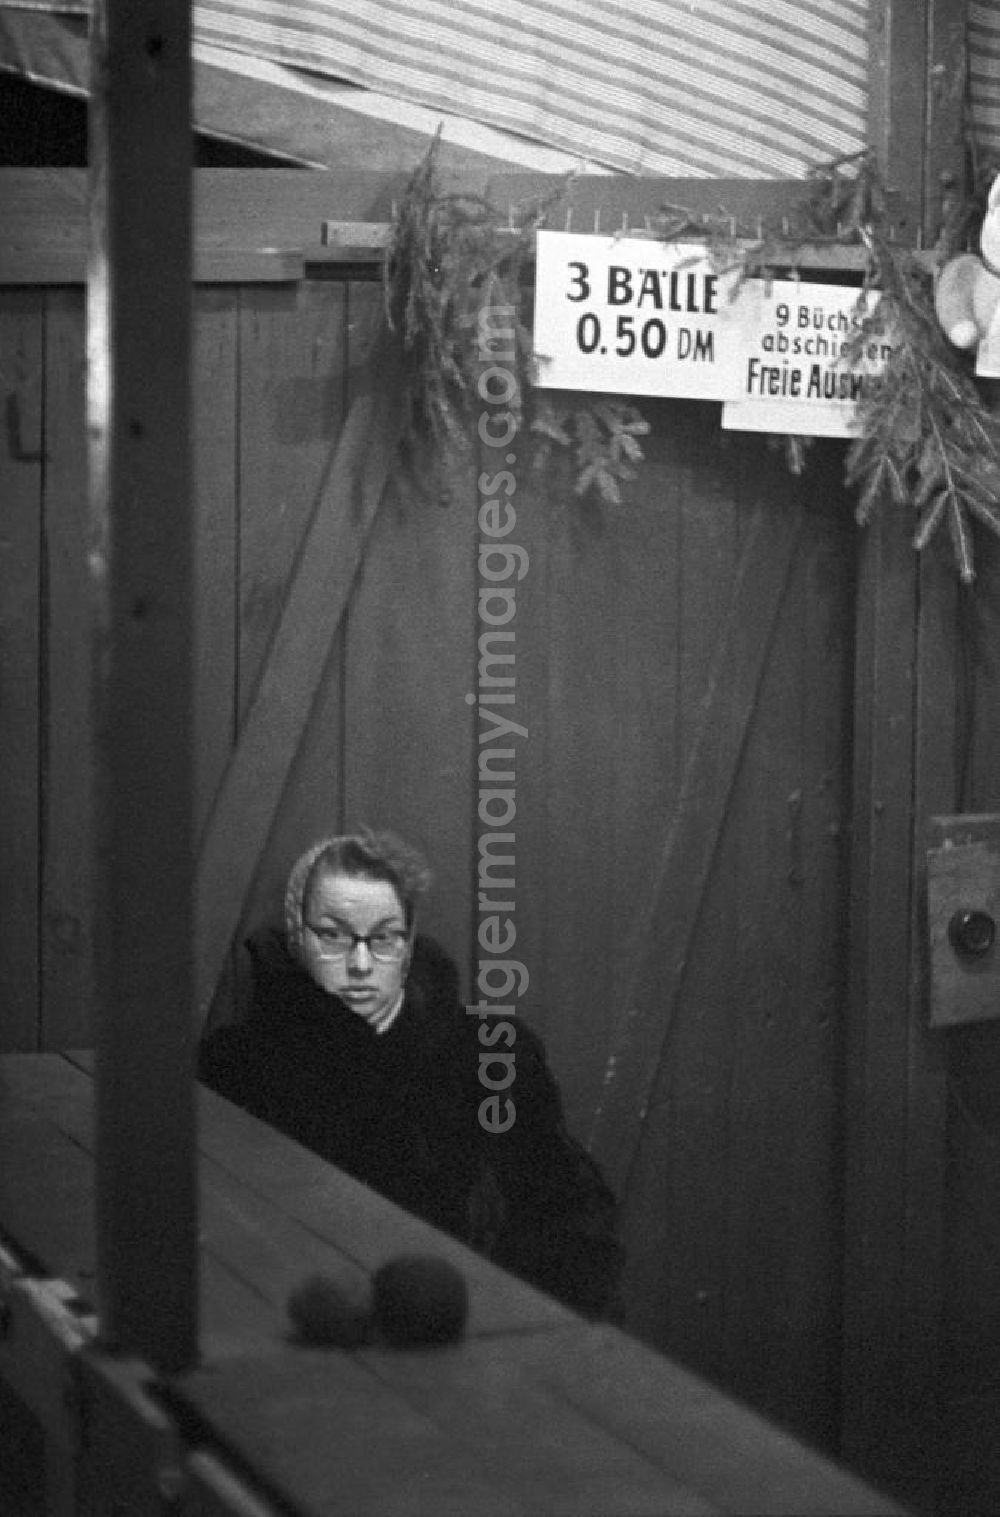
[370,987,405,1036]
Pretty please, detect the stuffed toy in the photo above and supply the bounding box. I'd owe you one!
[934,172,1000,376]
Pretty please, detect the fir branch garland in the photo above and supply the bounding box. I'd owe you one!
[383,133,538,455]
[384,135,1000,579]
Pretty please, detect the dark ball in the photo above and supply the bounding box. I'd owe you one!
[372,1254,469,1346]
[286,1271,373,1348]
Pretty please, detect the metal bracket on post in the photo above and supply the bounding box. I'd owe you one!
[0,1245,98,1517]
[0,1235,22,1311]
[179,1450,280,1517]
[0,1269,96,1447]
[927,814,1000,1027]
[0,1236,283,1517]
[76,1349,185,1515]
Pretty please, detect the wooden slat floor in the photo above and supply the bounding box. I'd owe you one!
[0,1053,909,1516]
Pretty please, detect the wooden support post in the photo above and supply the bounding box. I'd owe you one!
[924,0,968,243]
[843,507,954,1511]
[87,1,199,1371]
[867,0,926,240]
[842,1,965,1507]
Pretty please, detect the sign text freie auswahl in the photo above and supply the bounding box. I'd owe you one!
[721,280,892,438]
[533,230,743,401]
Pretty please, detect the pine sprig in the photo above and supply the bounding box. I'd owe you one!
[383,129,543,456]
[842,232,1000,582]
[531,396,650,504]
[382,132,651,503]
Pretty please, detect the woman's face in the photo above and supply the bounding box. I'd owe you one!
[300,869,410,1027]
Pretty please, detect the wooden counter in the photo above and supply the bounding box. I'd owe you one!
[0,1053,908,1516]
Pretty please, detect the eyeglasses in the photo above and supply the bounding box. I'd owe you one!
[305,924,409,962]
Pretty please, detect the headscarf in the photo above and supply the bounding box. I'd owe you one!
[284,837,336,967]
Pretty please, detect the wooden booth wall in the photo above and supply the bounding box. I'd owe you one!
[0,263,856,1453]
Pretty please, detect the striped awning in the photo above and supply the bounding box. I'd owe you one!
[6,1,1000,179]
[1,0,871,179]
[191,0,870,179]
[970,3,1000,167]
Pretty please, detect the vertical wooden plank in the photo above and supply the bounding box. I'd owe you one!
[236,281,346,723]
[615,433,740,1389]
[497,450,553,1072]
[607,399,684,1012]
[191,288,240,1030]
[527,471,625,1131]
[40,290,93,1050]
[0,290,43,1050]
[192,287,238,841]
[783,471,855,1438]
[619,418,743,1385]
[88,0,198,1371]
[966,532,1000,813]
[907,542,957,1467]
[719,452,852,1452]
[842,508,922,1501]
[843,515,955,1507]
[228,280,358,967]
[342,357,478,983]
[647,422,742,1381]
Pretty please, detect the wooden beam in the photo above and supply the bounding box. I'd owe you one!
[924,0,969,240]
[587,504,803,1197]
[320,221,889,270]
[0,246,305,285]
[867,0,927,241]
[88,0,198,1371]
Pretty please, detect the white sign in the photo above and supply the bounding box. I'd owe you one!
[533,230,744,401]
[721,281,890,437]
[533,232,893,438]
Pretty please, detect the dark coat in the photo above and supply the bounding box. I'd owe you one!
[198,928,621,1316]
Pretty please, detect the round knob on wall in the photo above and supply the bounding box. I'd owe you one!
[948,908,997,959]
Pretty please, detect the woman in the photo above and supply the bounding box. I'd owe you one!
[198,829,622,1317]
